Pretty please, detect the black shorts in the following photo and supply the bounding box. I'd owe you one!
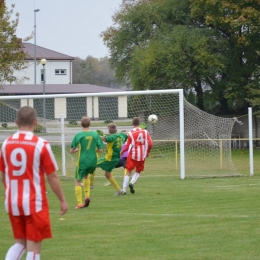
[115,158,126,169]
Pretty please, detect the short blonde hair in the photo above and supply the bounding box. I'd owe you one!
[107,123,117,134]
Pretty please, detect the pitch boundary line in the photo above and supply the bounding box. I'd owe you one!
[214,183,260,188]
[47,211,259,219]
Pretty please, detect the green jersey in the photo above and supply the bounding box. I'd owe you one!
[104,132,127,161]
[118,132,128,144]
[71,130,104,169]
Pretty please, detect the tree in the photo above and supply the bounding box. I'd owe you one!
[0,1,31,85]
[190,0,260,114]
[72,55,124,88]
[102,0,260,114]
[101,0,226,111]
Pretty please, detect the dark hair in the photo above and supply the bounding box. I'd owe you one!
[16,106,37,126]
[107,123,117,134]
[132,117,140,126]
[81,117,90,127]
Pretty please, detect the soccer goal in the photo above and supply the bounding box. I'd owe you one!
[0,89,244,179]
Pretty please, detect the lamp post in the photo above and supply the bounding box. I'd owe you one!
[41,58,47,133]
[34,9,40,85]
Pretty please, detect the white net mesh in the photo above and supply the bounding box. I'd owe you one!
[0,91,242,178]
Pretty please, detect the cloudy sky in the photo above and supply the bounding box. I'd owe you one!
[5,0,122,59]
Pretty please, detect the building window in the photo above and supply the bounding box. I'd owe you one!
[55,69,67,75]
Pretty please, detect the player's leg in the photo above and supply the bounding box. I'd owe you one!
[123,157,135,193]
[104,171,112,187]
[82,167,95,208]
[130,172,140,185]
[98,159,122,193]
[97,157,112,186]
[25,209,52,260]
[105,171,122,194]
[122,158,127,177]
[129,161,144,194]
[122,170,131,194]
[89,171,95,189]
[105,158,124,187]
[5,239,26,260]
[26,240,41,260]
[75,167,84,208]
[5,215,27,260]
[82,175,90,207]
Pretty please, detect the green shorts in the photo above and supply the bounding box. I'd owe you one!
[74,166,96,181]
[97,157,119,172]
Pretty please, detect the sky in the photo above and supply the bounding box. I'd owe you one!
[5,0,123,59]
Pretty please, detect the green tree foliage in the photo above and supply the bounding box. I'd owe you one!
[0,1,31,85]
[101,0,226,111]
[102,0,260,114]
[72,55,124,88]
[190,0,260,114]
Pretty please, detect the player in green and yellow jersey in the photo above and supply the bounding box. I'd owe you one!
[70,117,104,209]
[97,123,127,195]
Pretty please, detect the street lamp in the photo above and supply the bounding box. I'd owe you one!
[34,9,40,85]
[41,58,47,133]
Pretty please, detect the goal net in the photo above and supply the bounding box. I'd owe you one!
[0,89,242,178]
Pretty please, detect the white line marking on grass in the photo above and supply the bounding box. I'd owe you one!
[214,184,260,188]
[48,210,259,219]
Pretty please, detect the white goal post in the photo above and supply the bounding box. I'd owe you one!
[0,89,245,179]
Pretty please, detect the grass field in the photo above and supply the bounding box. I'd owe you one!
[1,151,260,259]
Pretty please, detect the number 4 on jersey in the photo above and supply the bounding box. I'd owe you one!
[136,133,145,143]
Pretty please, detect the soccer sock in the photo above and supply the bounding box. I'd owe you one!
[89,172,95,186]
[26,252,40,260]
[123,175,130,192]
[123,168,127,176]
[75,186,82,205]
[108,176,121,191]
[83,178,90,198]
[131,172,140,184]
[5,243,25,260]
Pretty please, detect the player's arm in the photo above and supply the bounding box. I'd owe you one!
[0,171,4,185]
[147,132,153,156]
[70,147,78,154]
[120,136,131,155]
[42,143,68,215]
[96,134,105,153]
[100,136,106,142]
[70,136,78,153]
[0,153,5,185]
[46,172,68,215]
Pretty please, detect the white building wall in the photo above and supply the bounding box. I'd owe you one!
[93,97,99,118]
[11,60,72,84]
[118,96,127,118]
[87,97,93,118]
[19,96,127,120]
[54,98,67,118]
[21,98,33,107]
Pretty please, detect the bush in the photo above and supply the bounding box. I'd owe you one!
[1,122,8,128]
[34,123,44,133]
[104,119,113,124]
[68,119,77,125]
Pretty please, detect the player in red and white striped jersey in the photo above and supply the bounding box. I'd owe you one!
[0,106,68,260]
[121,117,152,194]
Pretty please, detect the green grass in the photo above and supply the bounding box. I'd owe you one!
[0,126,18,130]
[1,152,260,259]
